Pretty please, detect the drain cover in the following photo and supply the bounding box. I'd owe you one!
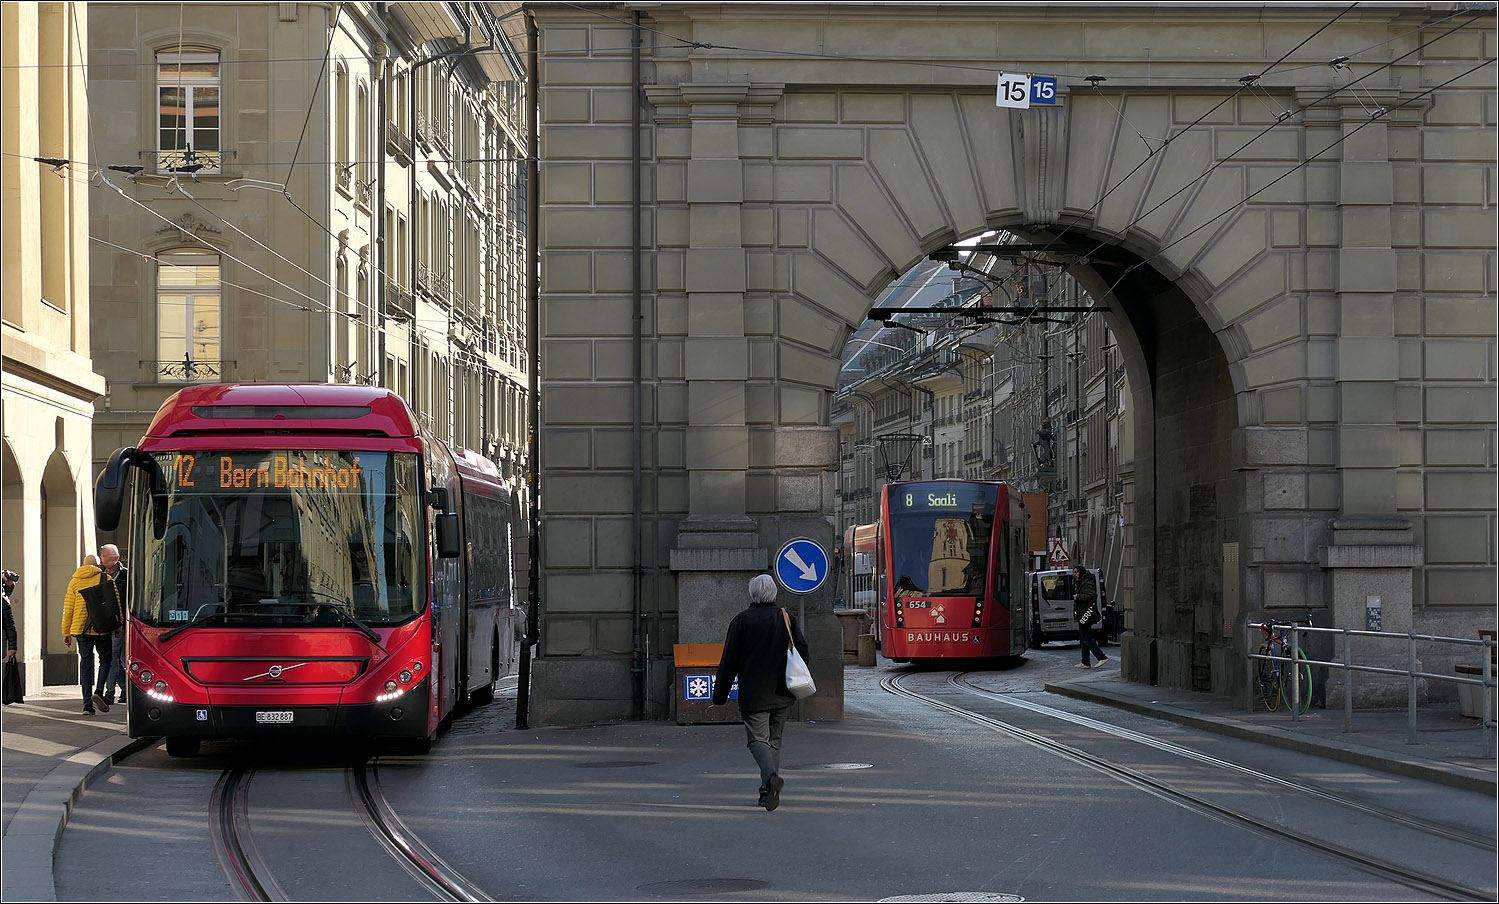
[784,762,873,771]
[637,878,769,896]
[879,895,1024,903]
[573,760,659,768]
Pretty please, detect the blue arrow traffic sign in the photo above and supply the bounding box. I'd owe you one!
[774,538,829,595]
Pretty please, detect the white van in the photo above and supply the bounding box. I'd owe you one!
[1027,568,1108,648]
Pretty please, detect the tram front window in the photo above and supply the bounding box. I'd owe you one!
[132,450,425,630]
[888,482,998,598]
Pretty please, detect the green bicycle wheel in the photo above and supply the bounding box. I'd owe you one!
[1280,650,1313,715]
[1256,642,1281,711]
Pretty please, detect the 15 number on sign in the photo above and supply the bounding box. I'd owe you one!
[996,73,1031,109]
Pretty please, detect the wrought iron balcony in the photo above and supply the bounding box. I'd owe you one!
[386,123,414,165]
[148,357,231,382]
[385,281,414,320]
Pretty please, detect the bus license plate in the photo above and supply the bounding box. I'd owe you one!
[255,711,294,724]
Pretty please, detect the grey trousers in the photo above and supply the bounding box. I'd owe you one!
[741,705,791,791]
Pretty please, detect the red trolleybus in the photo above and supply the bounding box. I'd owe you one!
[93,384,520,755]
[875,479,1028,663]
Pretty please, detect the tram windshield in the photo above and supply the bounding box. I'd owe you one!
[887,482,998,599]
[130,450,426,630]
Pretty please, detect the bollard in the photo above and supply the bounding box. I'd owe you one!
[857,633,876,667]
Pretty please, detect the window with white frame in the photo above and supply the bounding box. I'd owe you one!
[157,50,221,172]
[157,251,222,381]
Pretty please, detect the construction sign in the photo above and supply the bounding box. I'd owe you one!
[1048,538,1071,568]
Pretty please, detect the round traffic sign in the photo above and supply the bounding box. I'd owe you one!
[774,538,829,594]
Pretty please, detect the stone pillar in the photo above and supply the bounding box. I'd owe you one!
[681,84,752,517]
[1334,96,1402,518]
[1320,516,1423,706]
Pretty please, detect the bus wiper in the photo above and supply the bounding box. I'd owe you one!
[277,593,383,643]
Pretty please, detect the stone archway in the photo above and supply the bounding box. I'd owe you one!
[41,450,78,684]
[531,3,1494,722]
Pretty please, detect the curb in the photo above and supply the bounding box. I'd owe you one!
[1,732,159,903]
[1048,680,1497,795]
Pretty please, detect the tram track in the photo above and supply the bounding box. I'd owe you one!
[207,761,491,902]
[883,670,1495,903]
[949,672,1496,853]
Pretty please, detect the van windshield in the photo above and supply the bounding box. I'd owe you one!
[1039,573,1073,601]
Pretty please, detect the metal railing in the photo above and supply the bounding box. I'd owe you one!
[1246,621,1495,757]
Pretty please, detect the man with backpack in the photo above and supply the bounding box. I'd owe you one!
[60,553,122,714]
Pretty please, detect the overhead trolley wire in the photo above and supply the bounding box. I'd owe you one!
[1034,6,1493,303]
[1086,55,1497,319]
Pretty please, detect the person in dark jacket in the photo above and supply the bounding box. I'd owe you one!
[1072,564,1108,669]
[99,545,129,704]
[3,569,20,705]
[712,574,810,811]
[2,569,17,658]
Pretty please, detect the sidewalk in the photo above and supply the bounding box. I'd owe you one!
[1049,667,1497,794]
[3,671,1494,901]
[1,685,155,902]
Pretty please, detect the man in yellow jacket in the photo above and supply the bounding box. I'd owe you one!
[61,554,118,714]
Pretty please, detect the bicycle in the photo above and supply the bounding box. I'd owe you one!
[1256,620,1313,715]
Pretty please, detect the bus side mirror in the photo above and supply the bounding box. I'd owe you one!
[95,446,139,532]
[435,513,461,558]
[96,447,163,534]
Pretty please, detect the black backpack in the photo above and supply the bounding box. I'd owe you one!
[80,577,122,634]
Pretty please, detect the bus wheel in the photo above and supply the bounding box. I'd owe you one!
[165,737,200,757]
[469,640,498,706]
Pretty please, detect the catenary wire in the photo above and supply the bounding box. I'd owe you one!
[1080,56,1497,319]
[963,6,1493,314]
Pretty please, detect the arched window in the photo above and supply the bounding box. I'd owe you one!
[157,251,221,382]
[157,49,221,172]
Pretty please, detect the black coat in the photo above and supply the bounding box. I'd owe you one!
[1073,570,1098,623]
[3,593,15,651]
[105,565,128,613]
[712,602,810,713]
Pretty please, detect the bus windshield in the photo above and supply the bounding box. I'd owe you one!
[887,482,998,598]
[131,450,426,630]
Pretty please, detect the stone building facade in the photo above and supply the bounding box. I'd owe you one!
[2,1,108,689]
[530,2,1496,721]
[86,2,533,601]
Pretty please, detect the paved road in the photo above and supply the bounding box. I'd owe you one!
[5,643,1495,901]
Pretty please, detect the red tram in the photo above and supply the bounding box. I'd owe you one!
[93,384,521,755]
[871,480,1028,662]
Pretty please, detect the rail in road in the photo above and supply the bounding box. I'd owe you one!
[209,761,490,902]
[882,671,1496,903]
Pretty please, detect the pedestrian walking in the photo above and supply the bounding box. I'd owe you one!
[99,544,129,704]
[1072,564,1109,669]
[712,574,810,811]
[60,554,119,714]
